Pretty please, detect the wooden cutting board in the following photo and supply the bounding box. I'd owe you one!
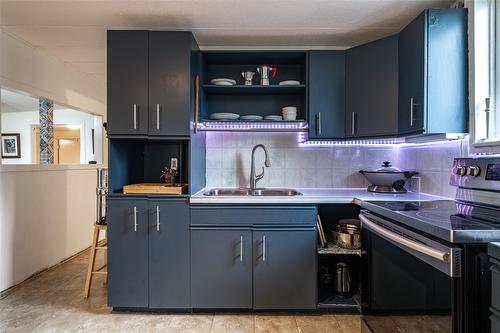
[123,183,188,195]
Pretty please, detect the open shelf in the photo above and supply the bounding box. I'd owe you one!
[202,84,306,95]
[317,293,361,311]
[318,243,362,256]
[108,138,189,195]
[199,51,308,125]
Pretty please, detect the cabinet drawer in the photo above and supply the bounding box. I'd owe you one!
[190,205,317,226]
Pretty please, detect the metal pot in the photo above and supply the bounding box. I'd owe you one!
[331,222,361,249]
[359,161,418,192]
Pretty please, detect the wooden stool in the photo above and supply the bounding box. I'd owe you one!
[84,223,107,299]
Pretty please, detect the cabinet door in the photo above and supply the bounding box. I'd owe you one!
[148,32,193,136]
[308,51,346,139]
[346,35,399,138]
[107,198,149,308]
[148,200,190,309]
[426,8,468,134]
[253,229,317,310]
[107,31,149,135]
[398,11,426,134]
[191,229,252,309]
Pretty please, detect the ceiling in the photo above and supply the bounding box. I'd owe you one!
[0,0,454,83]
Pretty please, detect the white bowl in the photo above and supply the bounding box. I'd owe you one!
[282,106,297,113]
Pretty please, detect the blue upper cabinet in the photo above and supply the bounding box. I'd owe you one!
[308,51,346,139]
[149,32,197,137]
[346,35,399,138]
[107,31,197,137]
[107,31,149,136]
[398,8,468,135]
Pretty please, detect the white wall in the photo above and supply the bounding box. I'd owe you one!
[1,109,103,165]
[0,28,106,291]
[0,166,97,291]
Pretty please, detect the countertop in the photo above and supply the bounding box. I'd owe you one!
[189,188,447,204]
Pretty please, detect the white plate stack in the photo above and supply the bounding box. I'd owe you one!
[210,78,237,86]
[279,80,301,86]
[209,113,240,120]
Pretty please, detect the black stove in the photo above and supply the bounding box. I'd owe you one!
[360,157,500,333]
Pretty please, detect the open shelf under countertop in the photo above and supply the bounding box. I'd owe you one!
[317,294,361,311]
[318,243,362,256]
[202,84,306,95]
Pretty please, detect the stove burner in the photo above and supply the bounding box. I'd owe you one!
[382,201,439,212]
[415,211,455,222]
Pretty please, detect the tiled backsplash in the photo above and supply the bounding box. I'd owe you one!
[205,132,468,198]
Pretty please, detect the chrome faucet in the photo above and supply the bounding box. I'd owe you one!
[250,144,271,190]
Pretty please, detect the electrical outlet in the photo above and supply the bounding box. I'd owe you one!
[170,158,178,170]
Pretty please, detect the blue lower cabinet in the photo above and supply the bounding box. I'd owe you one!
[108,198,149,308]
[148,200,190,309]
[108,197,190,309]
[253,229,317,310]
[191,228,253,309]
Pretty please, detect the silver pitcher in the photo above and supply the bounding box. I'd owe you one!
[335,262,352,296]
[257,65,277,86]
[241,71,256,86]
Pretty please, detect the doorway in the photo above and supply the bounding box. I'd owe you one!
[32,125,81,164]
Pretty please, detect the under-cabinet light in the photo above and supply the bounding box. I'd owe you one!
[198,121,308,132]
[300,137,406,147]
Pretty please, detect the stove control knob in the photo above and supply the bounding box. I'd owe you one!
[454,166,467,176]
[467,166,481,177]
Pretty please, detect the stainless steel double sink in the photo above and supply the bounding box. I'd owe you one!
[203,188,302,196]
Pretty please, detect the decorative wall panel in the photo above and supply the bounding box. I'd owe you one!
[39,98,54,164]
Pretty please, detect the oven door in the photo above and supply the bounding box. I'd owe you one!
[359,211,462,333]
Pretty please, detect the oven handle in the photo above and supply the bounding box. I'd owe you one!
[359,214,449,263]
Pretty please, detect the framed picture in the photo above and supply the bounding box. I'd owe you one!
[1,133,21,158]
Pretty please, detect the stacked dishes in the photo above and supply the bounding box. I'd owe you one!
[240,115,263,121]
[209,113,240,120]
[264,115,283,121]
[210,78,237,86]
[279,80,301,86]
[282,106,297,120]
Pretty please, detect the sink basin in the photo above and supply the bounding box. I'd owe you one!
[203,188,302,197]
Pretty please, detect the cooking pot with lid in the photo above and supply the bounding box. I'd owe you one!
[359,161,418,193]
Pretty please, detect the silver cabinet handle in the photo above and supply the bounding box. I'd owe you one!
[351,112,356,135]
[133,104,138,130]
[316,113,322,136]
[262,235,266,262]
[409,97,415,127]
[240,235,243,262]
[156,104,160,130]
[156,205,160,232]
[133,206,138,232]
